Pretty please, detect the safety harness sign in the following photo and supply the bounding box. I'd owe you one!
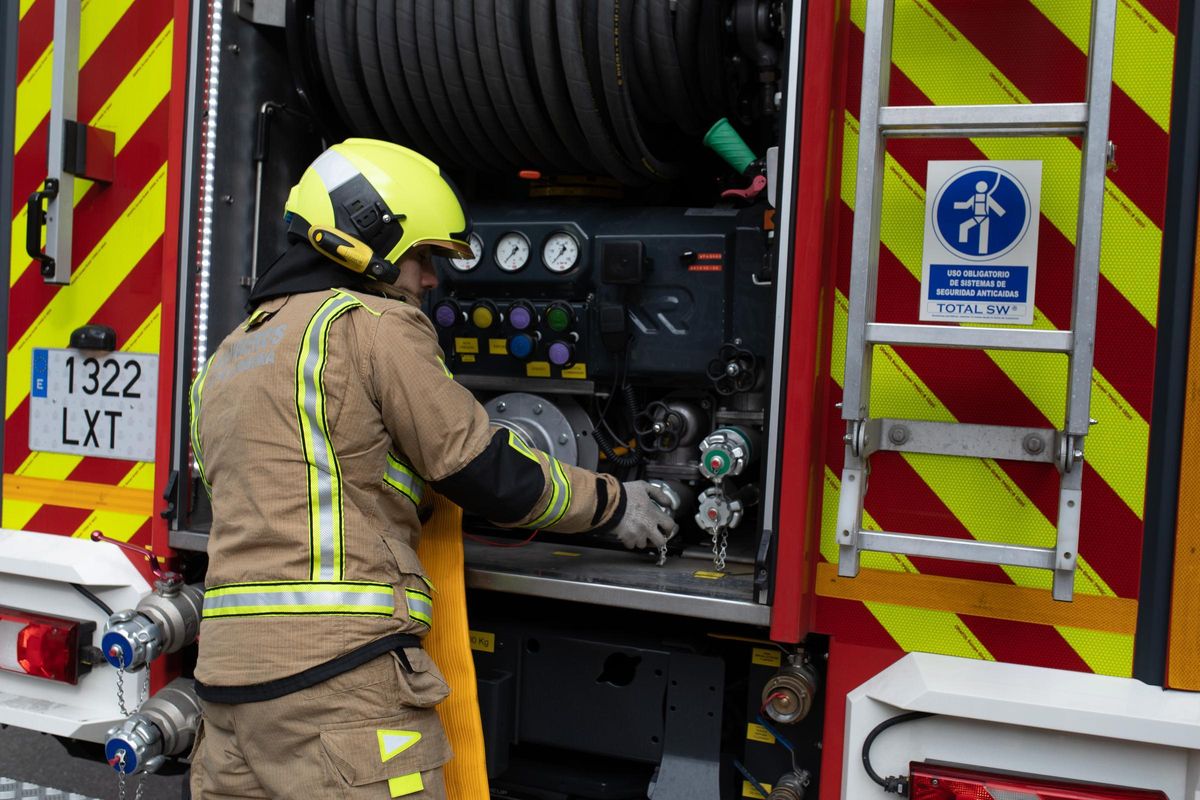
[29,349,158,462]
[920,160,1042,325]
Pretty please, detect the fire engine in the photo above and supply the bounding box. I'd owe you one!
[2,0,1199,798]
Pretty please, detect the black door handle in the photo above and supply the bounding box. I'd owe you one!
[26,178,59,276]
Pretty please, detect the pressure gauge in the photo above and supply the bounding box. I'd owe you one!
[494,232,530,272]
[449,232,484,272]
[542,231,580,273]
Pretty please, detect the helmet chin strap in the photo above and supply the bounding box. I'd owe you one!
[306,225,401,284]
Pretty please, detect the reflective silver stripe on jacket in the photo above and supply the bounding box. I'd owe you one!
[384,452,425,506]
[296,292,362,581]
[202,582,395,619]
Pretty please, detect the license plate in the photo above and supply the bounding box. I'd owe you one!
[29,348,158,462]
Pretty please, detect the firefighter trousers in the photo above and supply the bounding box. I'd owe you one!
[189,650,452,799]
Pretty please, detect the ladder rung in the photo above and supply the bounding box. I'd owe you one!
[878,103,1088,138]
[866,323,1073,353]
[869,419,1058,463]
[857,530,1057,570]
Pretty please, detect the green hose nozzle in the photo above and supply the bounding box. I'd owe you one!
[704,118,758,175]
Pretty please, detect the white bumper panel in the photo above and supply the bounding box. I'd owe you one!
[844,653,1200,799]
[0,529,152,742]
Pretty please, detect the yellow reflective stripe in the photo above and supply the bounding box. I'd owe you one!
[13,0,134,153]
[384,453,425,506]
[506,430,539,464]
[296,292,362,581]
[865,602,996,661]
[68,461,155,542]
[19,0,36,19]
[436,355,453,378]
[4,474,153,515]
[203,581,395,619]
[851,6,1161,326]
[6,164,167,418]
[529,454,571,529]
[405,588,433,627]
[1027,0,1172,132]
[388,773,424,798]
[11,15,170,288]
[841,113,1149,519]
[190,357,214,493]
[1056,626,1134,677]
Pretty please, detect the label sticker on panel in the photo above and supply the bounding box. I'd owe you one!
[920,160,1042,325]
[30,349,158,462]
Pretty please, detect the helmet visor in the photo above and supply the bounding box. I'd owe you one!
[412,238,474,260]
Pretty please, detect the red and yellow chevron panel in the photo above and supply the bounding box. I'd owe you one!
[812,0,1179,677]
[5,0,176,554]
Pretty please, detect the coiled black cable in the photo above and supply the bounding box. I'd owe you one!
[862,711,934,795]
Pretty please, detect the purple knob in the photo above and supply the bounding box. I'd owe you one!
[434,303,459,329]
[509,304,533,330]
[547,341,573,366]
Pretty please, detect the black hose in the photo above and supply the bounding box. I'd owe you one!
[555,0,646,185]
[395,0,462,165]
[372,0,447,162]
[493,0,581,172]
[415,0,493,166]
[862,711,934,795]
[353,0,407,144]
[295,0,753,183]
[322,0,384,136]
[528,0,601,173]
[433,0,523,169]
[72,584,114,617]
[597,0,684,180]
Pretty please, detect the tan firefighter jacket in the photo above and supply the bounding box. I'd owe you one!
[190,288,625,688]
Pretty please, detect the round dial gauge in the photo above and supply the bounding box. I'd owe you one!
[449,232,484,272]
[494,232,531,272]
[542,231,580,273]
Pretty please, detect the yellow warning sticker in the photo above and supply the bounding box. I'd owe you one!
[752,648,782,668]
[742,780,772,798]
[526,361,551,377]
[460,354,476,363]
[561,363,588,379]
[489,338,508,355]
[454,337,479,354]
[553,550,582,557]
[693,570,726,580]
[746,723,776,744]
[469,630,495,653]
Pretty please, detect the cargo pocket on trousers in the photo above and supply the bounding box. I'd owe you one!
[391,648,450,708]
[320,709,451,797]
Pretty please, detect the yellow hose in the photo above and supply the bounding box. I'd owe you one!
[417,493,490,798]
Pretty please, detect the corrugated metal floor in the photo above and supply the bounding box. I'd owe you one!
[0,778,98,800]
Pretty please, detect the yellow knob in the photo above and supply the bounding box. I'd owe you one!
[471,305,495,329]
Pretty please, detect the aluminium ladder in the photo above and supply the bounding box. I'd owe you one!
[836,0,1117,601]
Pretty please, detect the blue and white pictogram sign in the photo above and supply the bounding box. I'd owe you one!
[920,160,1042,325]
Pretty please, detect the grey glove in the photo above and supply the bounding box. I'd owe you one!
[613,481,679,550]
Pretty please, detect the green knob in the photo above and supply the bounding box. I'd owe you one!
[703,118,758,175]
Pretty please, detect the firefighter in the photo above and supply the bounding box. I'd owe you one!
[187,138,677,799]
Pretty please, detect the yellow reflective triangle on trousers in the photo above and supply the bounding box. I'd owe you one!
[378,729,421,763]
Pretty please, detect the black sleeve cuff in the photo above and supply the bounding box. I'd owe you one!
[591,482,627,535]
[432,429,545,524]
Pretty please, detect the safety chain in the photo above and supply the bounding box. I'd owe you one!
[710,527,729,572]
[114,669,147,799]
[116,669,128,716]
